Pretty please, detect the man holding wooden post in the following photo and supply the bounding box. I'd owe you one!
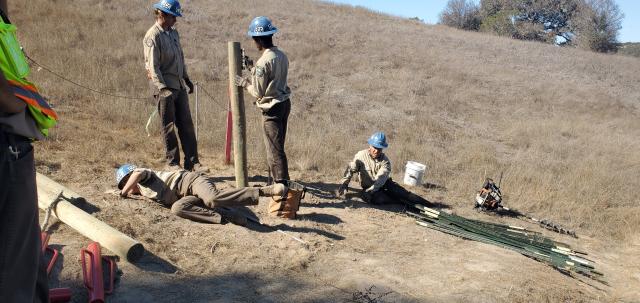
[235,16,292,186]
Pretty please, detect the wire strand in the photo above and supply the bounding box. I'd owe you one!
[26,54,150,100]
[198,85,229,111]
[26,54,231,112]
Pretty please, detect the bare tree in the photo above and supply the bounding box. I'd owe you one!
[439,0,482,31]
[575,0,623,52]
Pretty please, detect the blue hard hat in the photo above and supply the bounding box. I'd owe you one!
[153,0,182,17]
[367,131,388,149]
[247,16,278,37]
[116,164,137,189]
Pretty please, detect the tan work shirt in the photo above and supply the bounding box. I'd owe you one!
[246,47,291,110]
[341,149,391,193]
[134,168,186,205]
[143,23,189,91]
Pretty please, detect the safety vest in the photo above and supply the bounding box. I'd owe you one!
[0,14,57,136]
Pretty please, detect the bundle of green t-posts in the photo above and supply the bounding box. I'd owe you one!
[407,204,605,283]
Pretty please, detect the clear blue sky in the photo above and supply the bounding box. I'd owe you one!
[326,0,640,42]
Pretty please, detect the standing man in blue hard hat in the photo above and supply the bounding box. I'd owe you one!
[235,16,291,185]
[336,132,430,206]
[143,0,207,172]
[0,1,51,302]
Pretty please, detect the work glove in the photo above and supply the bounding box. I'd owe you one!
[158,88,173,98]
[185,78,194,94]
[242,55,253,70]
[234,75,249,88]
[336,181,349,197]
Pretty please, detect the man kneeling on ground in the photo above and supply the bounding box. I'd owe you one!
[116,164,286,226]
[336,132,430,206]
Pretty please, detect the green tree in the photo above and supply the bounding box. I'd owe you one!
[480,0,580,44]
[480,9,518,37]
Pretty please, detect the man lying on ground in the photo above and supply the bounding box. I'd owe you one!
[336,132,431,206]
[116,164,286,226]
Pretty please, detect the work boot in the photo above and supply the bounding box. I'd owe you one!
[191,163,210,173]
[259,183,288,198]
[216,208,247,226]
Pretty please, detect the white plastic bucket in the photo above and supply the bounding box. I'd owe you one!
[403,161,426,186]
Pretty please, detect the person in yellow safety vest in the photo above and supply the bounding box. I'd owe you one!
[0,2,52,303]
[0,9,56,138]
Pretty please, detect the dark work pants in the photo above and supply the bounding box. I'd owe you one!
[365,179,431,206]
[0,133,48,303]
[262,99,291,182]
[169,172,259,223]
[157,88,199,170]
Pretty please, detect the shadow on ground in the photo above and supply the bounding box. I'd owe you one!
[131,250,178,274]
[243,220,345,241]
[97,271,421,303]
[297,212,343,225]
[422,182,447,191]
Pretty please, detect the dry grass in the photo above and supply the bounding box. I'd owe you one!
[12,0,640,243]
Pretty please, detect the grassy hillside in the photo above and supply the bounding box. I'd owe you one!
[618,42,640,58]
[13,0,640,245]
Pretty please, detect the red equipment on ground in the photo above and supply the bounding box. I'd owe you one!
[80,242,117,303]
[41,231,72,303]
[49,288,72,303]
[41,232,60,275]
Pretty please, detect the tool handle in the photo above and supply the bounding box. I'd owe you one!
[40,231,51,254]
[80,248,94,290]
[45,247,59,276]
[49,287,72,303]
[103,257,116,294]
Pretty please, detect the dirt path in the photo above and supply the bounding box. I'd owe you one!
[39,166,638,303]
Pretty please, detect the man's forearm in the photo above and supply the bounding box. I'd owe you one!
[341,164,354,184]
[121,172,143,196]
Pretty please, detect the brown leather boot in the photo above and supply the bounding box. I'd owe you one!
[259,183,288,198]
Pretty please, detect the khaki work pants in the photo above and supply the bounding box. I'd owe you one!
[169,172,259,223]
[157,88,199,170]
[0,132,48,303]
[262,99,290,183]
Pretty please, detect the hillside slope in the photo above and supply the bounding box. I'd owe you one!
[619,42,640,58]
[11,0,640,301]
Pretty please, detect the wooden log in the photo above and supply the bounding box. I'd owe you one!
[227,41,248,187]
[36,173,144,262]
